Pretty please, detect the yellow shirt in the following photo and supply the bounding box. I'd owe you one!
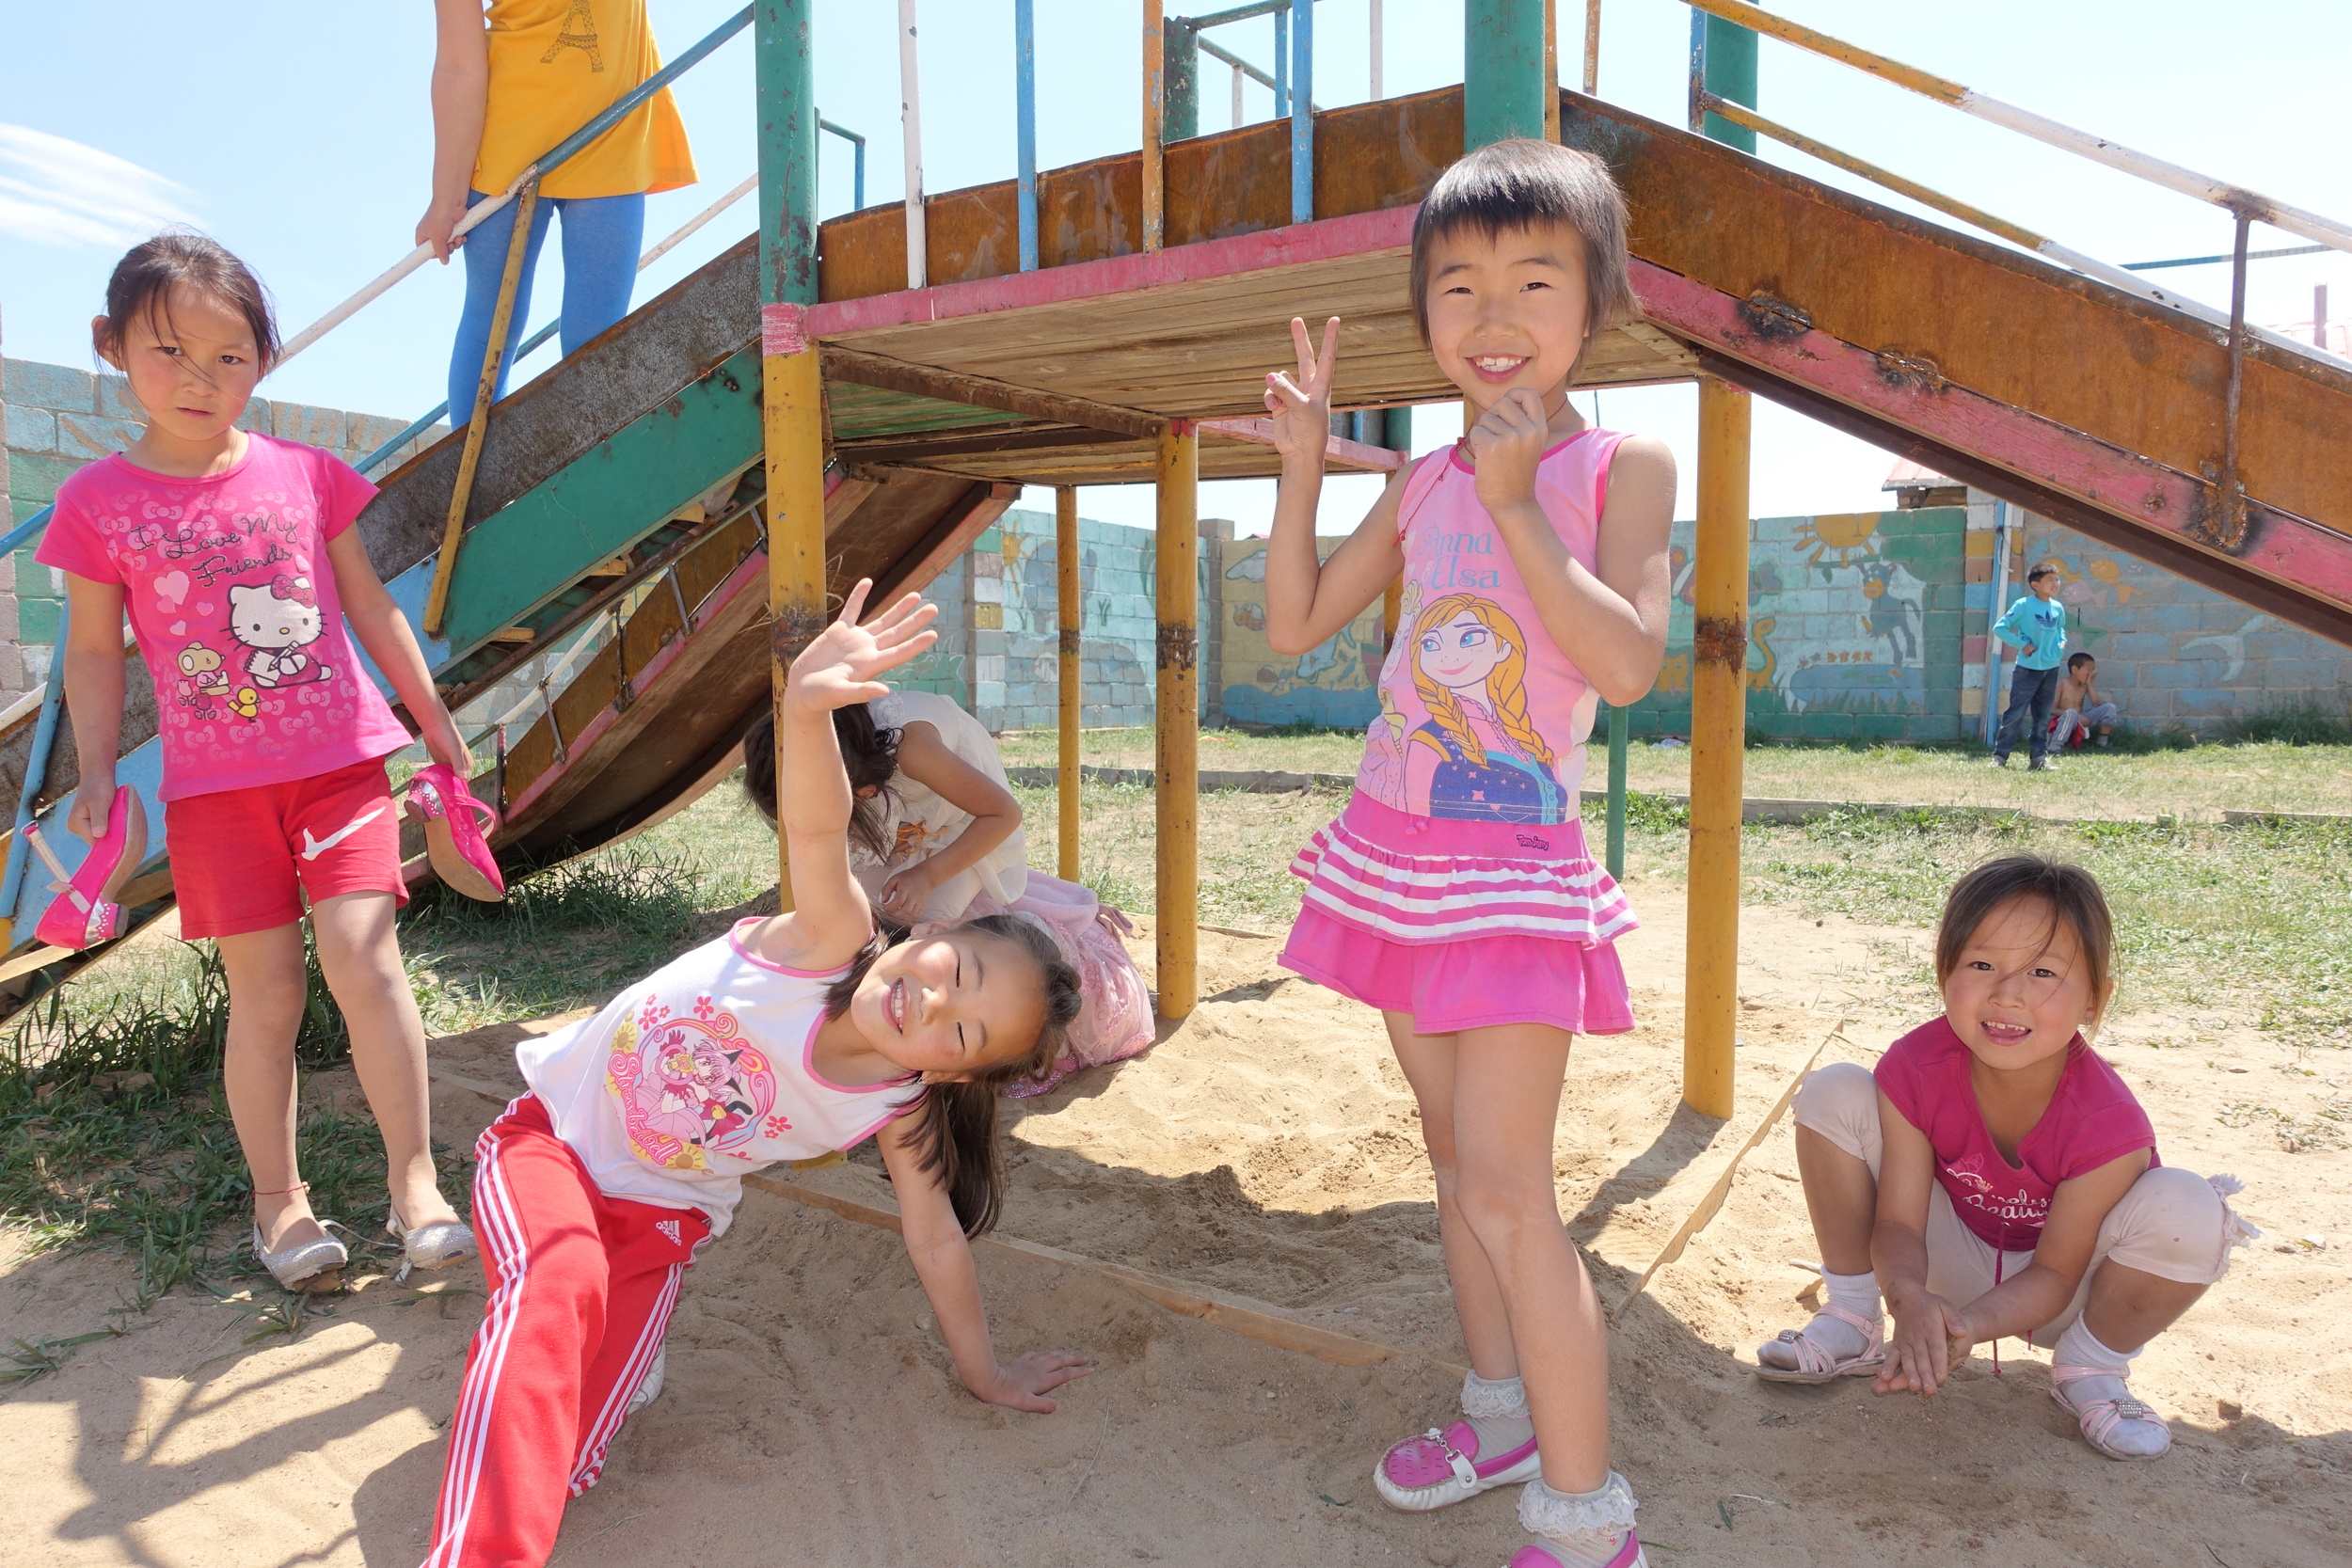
[472,0,698,199]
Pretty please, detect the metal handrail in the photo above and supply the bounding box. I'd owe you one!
[1676,0,2352,256]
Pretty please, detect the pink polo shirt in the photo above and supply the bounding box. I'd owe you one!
[37,435,413,801]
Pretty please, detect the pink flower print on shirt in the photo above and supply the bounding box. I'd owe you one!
[691,996,718,1022]
[763,1114,794,1139]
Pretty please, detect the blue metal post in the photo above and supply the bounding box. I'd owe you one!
[0,598,72,945]
[1606,702,1629,879]
[1274,6,1290,117]
[1290,0,1313,223]
[1015,0,1039,270]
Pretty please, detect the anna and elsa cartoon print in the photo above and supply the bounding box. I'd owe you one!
[1360,586,1571,825]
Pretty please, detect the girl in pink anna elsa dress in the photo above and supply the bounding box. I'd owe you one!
[1262,139,1675,1568]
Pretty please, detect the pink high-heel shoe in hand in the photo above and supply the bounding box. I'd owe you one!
[24,785,148,949]
[404,764,505,902]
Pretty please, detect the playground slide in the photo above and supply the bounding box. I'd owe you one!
[6,82,2348,995]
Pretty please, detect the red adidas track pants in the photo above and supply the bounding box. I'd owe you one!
[421,1094,710,1568]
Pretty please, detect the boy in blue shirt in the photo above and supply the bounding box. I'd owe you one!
[1991,564,2068,769]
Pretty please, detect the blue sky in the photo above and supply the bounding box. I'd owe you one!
[4,1,2346,535]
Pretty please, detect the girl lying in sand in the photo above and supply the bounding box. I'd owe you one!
[418,584,1091,1568]
[1757,855,2256,1461]
[742,689,1153,1096]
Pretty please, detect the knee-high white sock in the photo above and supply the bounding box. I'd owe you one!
[1461,1370,1536,1457]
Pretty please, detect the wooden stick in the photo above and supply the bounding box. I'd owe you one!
[1141,0,1166,253]
[741,1170,1425,1370]
[1615,1021,1850,1314]
[424,180,540,641]
[820,346,1163,438]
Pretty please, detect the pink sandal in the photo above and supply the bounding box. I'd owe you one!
[404,764,504,902]
[2050,1369,2172,1461]
[24,785,148,949]
[1754,1303,1885,1383]
[1375,1420,1543,1512]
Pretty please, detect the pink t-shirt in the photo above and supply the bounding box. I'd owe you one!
[1875,1016,2157,1252]
[1354,430,1627,825]
[37,435,413,802]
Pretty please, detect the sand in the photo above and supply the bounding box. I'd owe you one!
[4,879,2347,1566]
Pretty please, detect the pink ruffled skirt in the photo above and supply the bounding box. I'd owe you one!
[1280,793,1636,1037]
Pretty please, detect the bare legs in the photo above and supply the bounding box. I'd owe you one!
[2080,1262,2206,1354]
[1386,1012,1610,1495]
[216,892,458,1252]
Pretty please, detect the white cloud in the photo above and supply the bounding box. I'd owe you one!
[0,123,197,248]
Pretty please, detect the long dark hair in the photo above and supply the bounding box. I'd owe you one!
[1935,855,2117,1028]
[742,704,903,860]
[822,914,1081,1234]
[93,231,281,376]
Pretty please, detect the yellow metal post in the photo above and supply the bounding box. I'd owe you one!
[1154,420,1198,1018]
[424,179,538,641]
[1684,376,1750,1118]
[1141,0,1166,253]
[757,0,824,912]
[1057,485,1081,882]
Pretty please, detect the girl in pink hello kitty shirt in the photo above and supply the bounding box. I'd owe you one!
[40,234,476,1290]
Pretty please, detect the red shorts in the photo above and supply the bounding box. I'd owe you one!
[165,757,407,939]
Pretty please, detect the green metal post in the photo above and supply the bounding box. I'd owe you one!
[1701,13,1756,151]
[1465,0,1549,148]
[1166,18,1200,141]
[1606,701,1628,879]
[755,3,818,308]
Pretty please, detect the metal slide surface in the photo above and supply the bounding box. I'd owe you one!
[6,83,2347,991]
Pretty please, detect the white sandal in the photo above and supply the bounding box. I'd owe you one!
[1754,1302,1885,1383]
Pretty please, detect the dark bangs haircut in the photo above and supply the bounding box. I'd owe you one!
[93,230,280,376]
[1935,855,2117,1023]
[741,704,903,861]
[822,916,1081,1235]
[1408,138,1640,356]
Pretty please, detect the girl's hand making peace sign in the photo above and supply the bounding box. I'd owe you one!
[784,580,940,715]
[1264,315,1342,465]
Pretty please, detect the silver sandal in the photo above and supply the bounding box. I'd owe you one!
[252,1220,348,1292]
[387,1212,479,1282]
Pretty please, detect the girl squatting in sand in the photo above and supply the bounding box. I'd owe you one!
[1263,140,1676,1568]
[418,584,1092,1568]
[1757,855,2256,1461]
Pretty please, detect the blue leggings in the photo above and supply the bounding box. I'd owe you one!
[447,188,644,425]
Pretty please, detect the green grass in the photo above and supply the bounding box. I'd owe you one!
[998,726,2352,818]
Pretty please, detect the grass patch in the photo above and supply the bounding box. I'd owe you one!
[2217,1096,2350,1153]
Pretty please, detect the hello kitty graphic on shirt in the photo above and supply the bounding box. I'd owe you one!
[35,436,413,802]
[229,575,337,689]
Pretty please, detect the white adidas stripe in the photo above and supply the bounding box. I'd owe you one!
[424,1110,535,1566]
[567,1260,684,1494]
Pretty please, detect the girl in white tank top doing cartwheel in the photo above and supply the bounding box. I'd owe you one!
[418,584,1092,1568]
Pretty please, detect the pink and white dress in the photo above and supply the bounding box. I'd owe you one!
[1280,430,1638,1036]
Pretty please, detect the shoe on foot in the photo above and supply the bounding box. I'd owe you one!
[387,1210,478,1282]
[1755,1302,1884,1383]
[1375,1418,1542,1512]
[405,764,504,902]
[628,1344,667,1417]
[2052,1370,2171,1460]
[1991,754,2010,768]
[2028,756,2049,771]
[253,1221,348,1293]
[24,786,148,950]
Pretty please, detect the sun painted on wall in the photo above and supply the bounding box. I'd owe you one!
[1794,513,1883,568]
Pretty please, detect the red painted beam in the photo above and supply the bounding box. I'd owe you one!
[1200,416,1410,473]
[1633,260,2352,632]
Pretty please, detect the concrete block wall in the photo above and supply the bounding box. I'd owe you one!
[3,356,447,703]
[2022,515,2352,733]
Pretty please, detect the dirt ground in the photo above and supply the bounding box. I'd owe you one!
[3,880,2346,1566]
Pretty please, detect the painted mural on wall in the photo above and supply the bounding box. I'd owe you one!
[1216,539,1386,728]
[1636,507,1966,742]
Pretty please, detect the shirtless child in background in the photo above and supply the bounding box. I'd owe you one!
[2053,653,2116,750]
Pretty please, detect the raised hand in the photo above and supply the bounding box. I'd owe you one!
[1263,315,1341,464]
[968,1350,1096,1414]
[1463,388,1552,519]
[785,579,940,713]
